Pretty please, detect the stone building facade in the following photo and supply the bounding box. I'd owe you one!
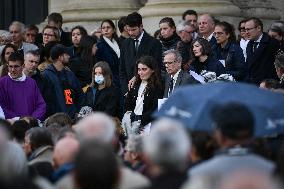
[48,0,283,34]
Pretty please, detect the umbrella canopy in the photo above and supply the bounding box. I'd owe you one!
[155,82,284,137]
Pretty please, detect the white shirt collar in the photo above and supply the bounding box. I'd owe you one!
[204,32,214,41]
[8,72,27,81]
[255,33,263,43]
[136,31,144,45]
[172,69,181,81]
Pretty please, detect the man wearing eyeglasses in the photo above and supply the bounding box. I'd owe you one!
[163,49,198,98]
[245,17,280,85]
[0,52,46,120]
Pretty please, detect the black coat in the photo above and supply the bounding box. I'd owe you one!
[190,56,226,76]
[31,69,56,118]
[96,37,120,88]
[119,31,163,94]
[246,33,280,84]
[163,70,198,98]
[85,85,120,118]
[216,42,246,81]
[125,82,164,126]
[68,57,93,88]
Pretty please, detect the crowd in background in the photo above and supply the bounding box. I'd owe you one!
[0,9,284,189]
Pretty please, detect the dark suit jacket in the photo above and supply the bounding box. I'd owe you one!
[163,70,198,98]
[119,31,162,94]
[246,32,280,85]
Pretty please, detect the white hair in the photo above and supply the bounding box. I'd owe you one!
[73,112,116,144]
[9,21,25,34]
[0,141,28,180]
[143,118,191,170]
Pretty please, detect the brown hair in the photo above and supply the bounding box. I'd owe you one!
[91,61,113,88]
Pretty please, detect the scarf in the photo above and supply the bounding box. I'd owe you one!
[103,36,120,58]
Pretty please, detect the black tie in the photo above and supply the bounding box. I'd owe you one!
[168,78,174,96]
[134,39,139,53]
[252,41,259,53]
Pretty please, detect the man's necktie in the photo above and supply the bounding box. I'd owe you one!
[168,77,174,96]
[134,39,139,53]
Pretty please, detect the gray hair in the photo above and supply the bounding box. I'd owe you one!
[163,49,183,63]
[9,21,25,34]
[0,141,28,180]
[274,51,284,69]
[143,118,191,170]
[125,135,143,153]
[73,112,116,144]
[176,20,195,33]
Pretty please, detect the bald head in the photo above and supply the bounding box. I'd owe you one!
[73,112,116,144]
[198,14,215,38]
[53,137,80,169]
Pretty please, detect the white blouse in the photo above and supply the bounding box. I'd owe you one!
[134,81,147,115]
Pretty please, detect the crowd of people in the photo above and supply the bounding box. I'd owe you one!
[0,9,284,189]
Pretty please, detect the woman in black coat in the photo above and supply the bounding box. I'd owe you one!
[190,38,226,76]
[95,19,121,89]
[125,56,164,128]
[214,21,246,81]
[85,61,120,118]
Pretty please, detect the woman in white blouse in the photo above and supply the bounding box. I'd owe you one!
[124,55,164,133]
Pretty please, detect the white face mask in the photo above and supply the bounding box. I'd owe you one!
[95,75,104,85]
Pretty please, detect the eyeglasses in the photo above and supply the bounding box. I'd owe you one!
[43,33,55,37]
[239,27,246,32]
[8,65,21,69]
[164,61,176,65]
[214,32,225,36]
[244,27,257,32]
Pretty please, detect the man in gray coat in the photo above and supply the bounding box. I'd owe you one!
[188,102,275,181]
[163,49,197,98]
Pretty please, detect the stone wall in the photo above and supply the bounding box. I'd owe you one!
[48,0,283,34]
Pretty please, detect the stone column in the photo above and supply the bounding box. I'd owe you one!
[139,0,241,34]
[49,0,69,14]
[60,0,142,32]
[270,0,284,20]
[232,0,280,20]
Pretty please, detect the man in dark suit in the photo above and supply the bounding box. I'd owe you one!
[198,14,218,59]
[245,17,280,85]
[119,12,163,94]
[163,49,198,98]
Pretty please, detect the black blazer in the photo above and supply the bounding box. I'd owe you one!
[119,31,162,94]
[125,82,164,126]
[163,70,198,98]
[246,32,280,85]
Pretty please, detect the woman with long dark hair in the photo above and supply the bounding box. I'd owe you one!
[124,55,164,133]
[95,19,120,88]
[214,21,246,81]
[0,44,17,77]
[190,38,225,77]
[85,61,120,118]
[69,35,97,89]
[68,25,88,58]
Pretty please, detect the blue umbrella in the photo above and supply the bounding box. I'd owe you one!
[155,82,284,137]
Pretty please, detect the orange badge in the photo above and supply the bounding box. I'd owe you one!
[64,89,73,104]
